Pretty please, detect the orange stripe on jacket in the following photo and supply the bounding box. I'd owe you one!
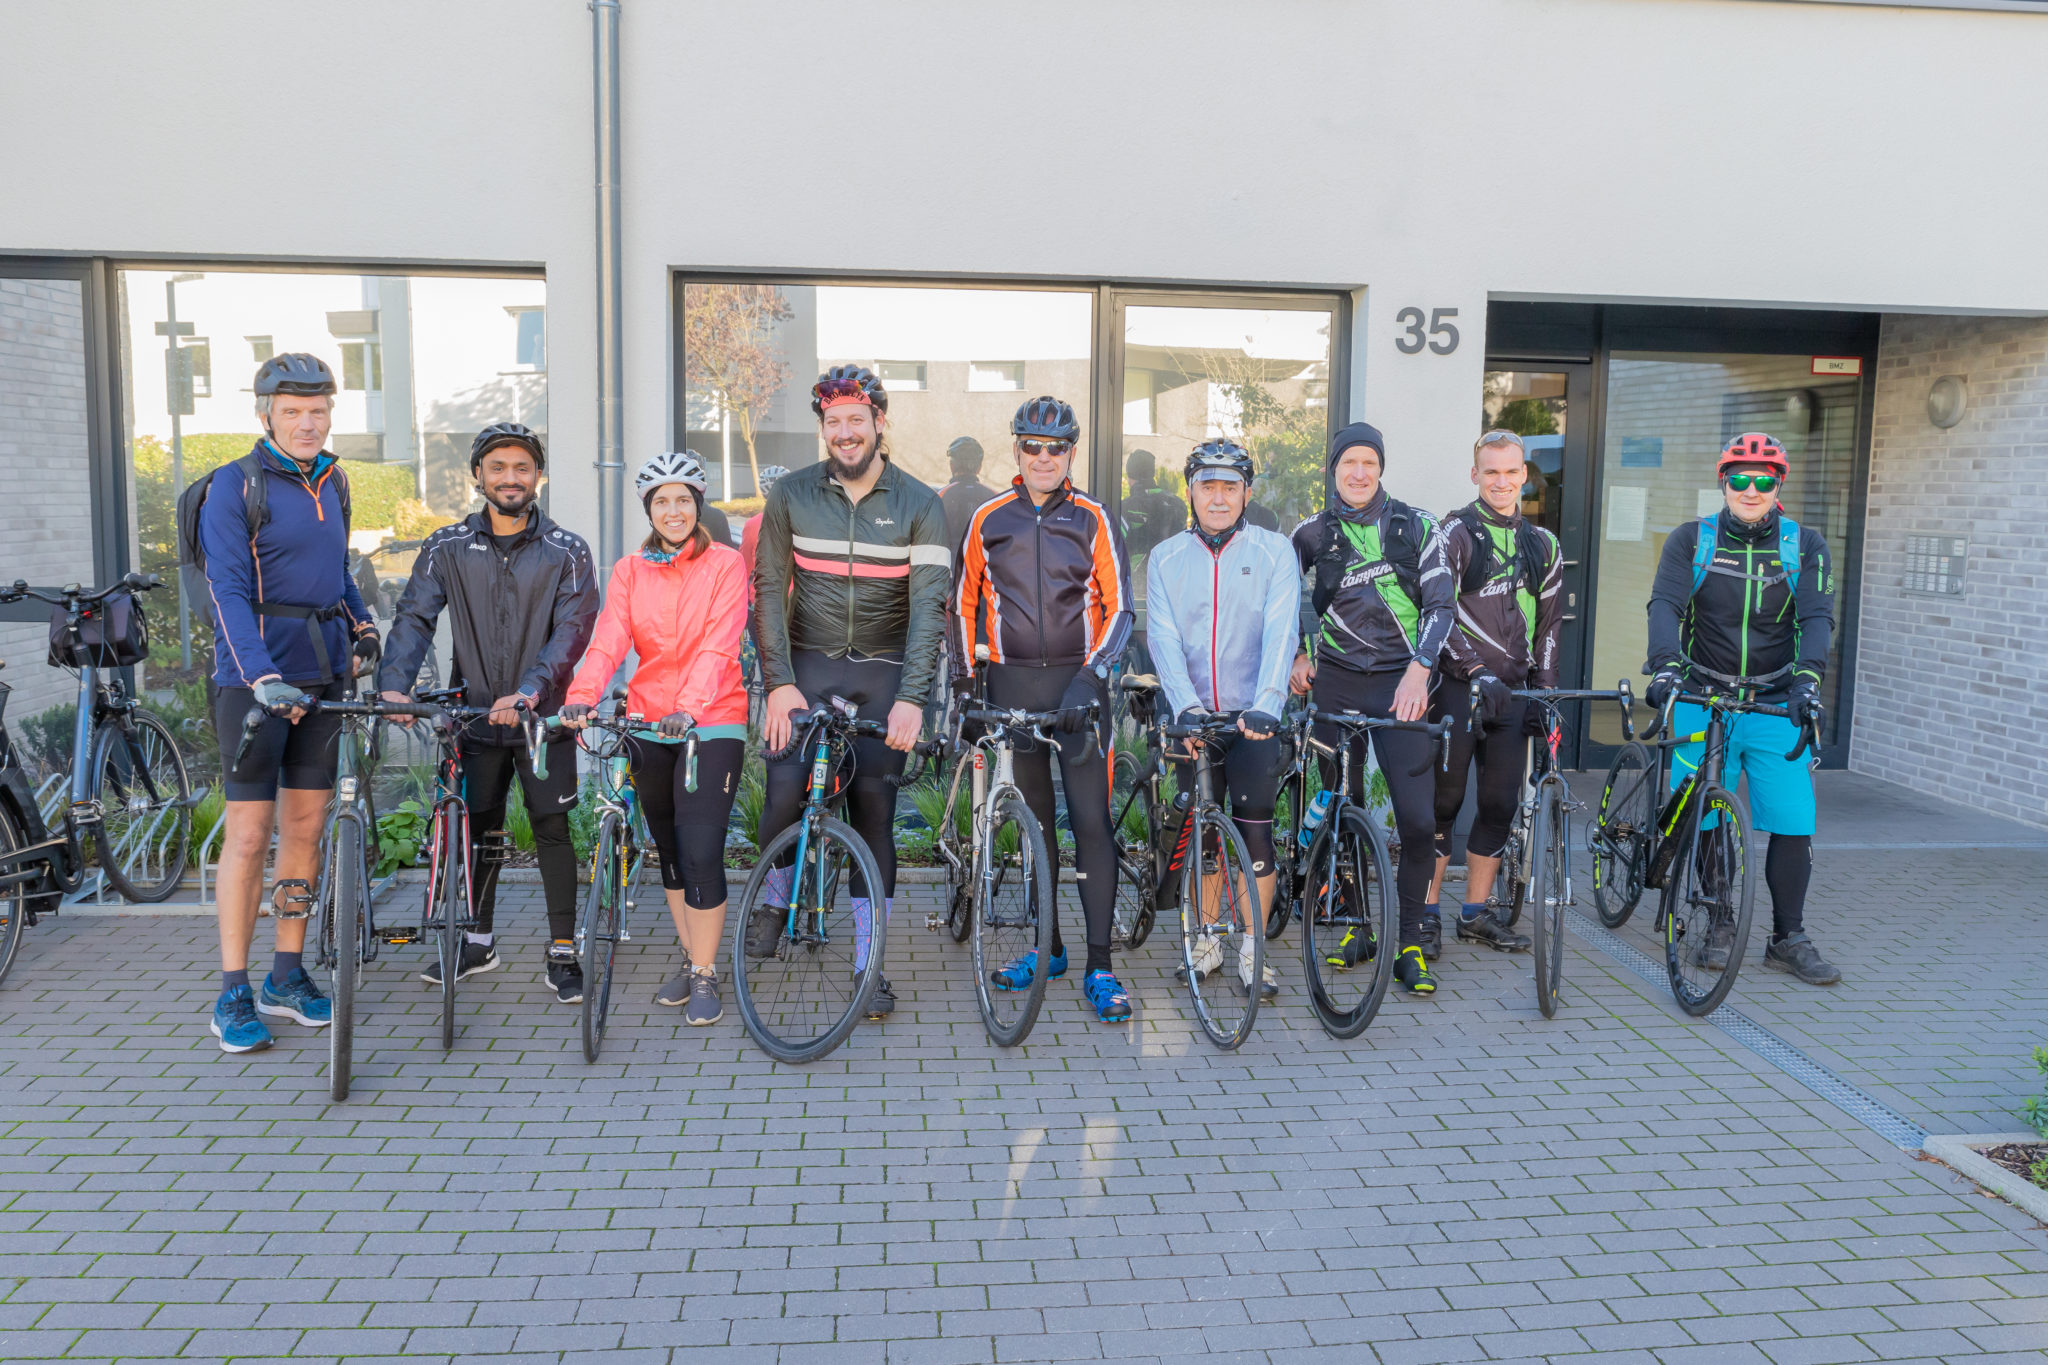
[1081,496,1127,665]
[953,491,1018,667]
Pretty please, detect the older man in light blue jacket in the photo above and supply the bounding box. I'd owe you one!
[1143,441,1301,997]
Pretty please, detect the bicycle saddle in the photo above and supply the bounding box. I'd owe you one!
[1120,673,1160,693]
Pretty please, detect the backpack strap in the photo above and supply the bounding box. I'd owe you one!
[1778,515,1801,592]
[1688,513,1718,595]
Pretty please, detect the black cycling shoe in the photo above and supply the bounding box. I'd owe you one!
[1417,911,1443,961]
[744,904,784,960]
[1392,945,1436,995]
[544,941,583,1004]
[1694,916,1737,973]
[1764,933,1841,986]
[422,940,499,986]
[863,976,897,1020]
[1455,910,1531,953]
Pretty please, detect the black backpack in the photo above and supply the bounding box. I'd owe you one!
[176,450,353,682]
[1311,498,1431,619]
[1448,505,1549,597]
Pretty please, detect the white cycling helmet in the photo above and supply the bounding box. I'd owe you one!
[635,451,708,505]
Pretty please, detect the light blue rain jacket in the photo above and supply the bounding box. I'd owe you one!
[1144,525,1300,721]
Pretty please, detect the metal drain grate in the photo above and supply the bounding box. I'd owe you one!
[1566,909,1929,1150]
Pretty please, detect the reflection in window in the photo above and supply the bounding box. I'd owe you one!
[510,307,545,368]
[680,282,1093,505]
[119,268,548,687]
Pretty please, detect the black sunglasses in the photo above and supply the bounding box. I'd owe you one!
[1019,438,1073,457]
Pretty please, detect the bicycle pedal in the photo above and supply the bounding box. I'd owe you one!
[925,914,941,931]
[269,877,315,921]
[377,926,420,945]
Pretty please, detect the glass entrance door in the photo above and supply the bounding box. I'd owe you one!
[1480,363,1595,765]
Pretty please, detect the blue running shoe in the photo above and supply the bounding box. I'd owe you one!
[257,967,332,1028]
[211,984,273,1053]
[1081,969,1132,1023]
[990,949,1066,992]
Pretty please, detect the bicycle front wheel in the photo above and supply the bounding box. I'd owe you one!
[1180,804,1263,1050]
[731,814,887,1064]
[1493,821,1528,929]
[579,812,627,1063]
[941,756,973,944]
[0,802,31,990]
[434,804,469,1050]
[1529,784,1569,1019]
[1592,741,1656,928]
[326,813,367,1101]
[1660,782,1755,1017]
[1300,806,1397,1039]
[92,709,191,903]
[1110,751,1156,951]
[972,791,1053,1047]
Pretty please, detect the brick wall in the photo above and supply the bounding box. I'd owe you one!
[1852,314,2048,828]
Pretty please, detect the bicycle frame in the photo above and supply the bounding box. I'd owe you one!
[316,711,381,969]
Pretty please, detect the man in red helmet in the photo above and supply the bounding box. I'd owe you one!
[1644,432,1840,986]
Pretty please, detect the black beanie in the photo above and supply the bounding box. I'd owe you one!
[1327,421,1385,471]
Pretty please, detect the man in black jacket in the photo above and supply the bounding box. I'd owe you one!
[379,423,601,1002]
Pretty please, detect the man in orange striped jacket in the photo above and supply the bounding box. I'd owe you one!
[952,396,1135,1022]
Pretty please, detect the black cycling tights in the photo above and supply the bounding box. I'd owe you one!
[629,736,745,909]
[1765,833,1812,940]
[1310,662,1438,950]
[759,651,909,902]
[985,663,1116,975]
[464,739,578,941]
[1169,730,1283,875]
[1430,684,1528,862]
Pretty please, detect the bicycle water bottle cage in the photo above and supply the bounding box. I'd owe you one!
[270,878,315,921]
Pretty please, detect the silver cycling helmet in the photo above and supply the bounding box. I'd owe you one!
[635,450,709,505]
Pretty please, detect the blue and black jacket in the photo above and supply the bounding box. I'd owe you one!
[200,440,373,688]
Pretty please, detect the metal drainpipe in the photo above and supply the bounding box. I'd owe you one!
[591,0,625,570]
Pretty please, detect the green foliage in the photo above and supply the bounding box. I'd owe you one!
[732,748,768,849]
[567,778,601,865]
[17,702,78,777]
[1493,397,1560,437]
[502,779,535,854]
[374,800,429,877]
[190,782,226,860]
[2024,1046,2048,1188]
[1221,373,1329,529]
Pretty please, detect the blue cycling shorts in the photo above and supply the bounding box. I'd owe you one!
[1666,702,1817,836]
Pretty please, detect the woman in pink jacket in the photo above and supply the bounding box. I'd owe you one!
[561,452,748,1026]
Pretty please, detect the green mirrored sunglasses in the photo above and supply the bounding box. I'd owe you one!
[1724,473,1780,492]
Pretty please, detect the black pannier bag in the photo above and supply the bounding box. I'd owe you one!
[48,593,149,669]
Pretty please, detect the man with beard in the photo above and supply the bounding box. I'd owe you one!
[379,423,601,1002]
[747,366,949,1021]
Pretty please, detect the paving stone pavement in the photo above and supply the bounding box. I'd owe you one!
[2,862,2046,1365]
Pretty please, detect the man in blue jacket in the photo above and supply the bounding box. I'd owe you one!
[201,354,379,1053]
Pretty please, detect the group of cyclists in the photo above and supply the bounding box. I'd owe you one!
[195,350,1840,1056]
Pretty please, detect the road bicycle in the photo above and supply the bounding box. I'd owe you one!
[1466,680,1635,1019]
[1589,688,1821,1016]
[554,697,654,1062]
[239,686,543,1081]
[1280,703,1447,1039]
[1152,708,1267,1051]
[729,697,906,1064]
[951,698,1092,1046]
[0,662,66,989]
[0,574,192,917]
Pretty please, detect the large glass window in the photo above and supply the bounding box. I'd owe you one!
[680,281,1094,506]
[1588,353,1859,744]
[119,268,547,689]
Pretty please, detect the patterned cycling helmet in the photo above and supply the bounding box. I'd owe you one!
[636,451,709,505]
[1717,432,1789,478]
[757,464,791,490]
[1011,395,1079,441]
[811,364,888,417]
[469,421,546,472]
[1184,439,1255,488]
[253,352,336,397]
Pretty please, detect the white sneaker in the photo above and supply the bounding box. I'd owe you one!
[1237,943,1279,1000]
[1182,935,1223,981]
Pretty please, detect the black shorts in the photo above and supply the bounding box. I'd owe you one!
[215,680,347,802]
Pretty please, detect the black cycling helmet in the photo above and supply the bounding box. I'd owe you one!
[1011,395,1079,441]
[947,435,985,471]
[253,352,337,397]
[810,364,888,417]
[1184,439,1255,488]
[470,422,546,472]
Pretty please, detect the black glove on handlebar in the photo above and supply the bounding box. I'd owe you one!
[1175,706,1208,729]
[1240,709,1279,739]
[657,710,694,740]
[1474,672,1512,724]
[1056,673,1098,736]
[559,702,593,725]
[1788,677,1823,726]
[1645,668,1682,711]
[352,631,381,666]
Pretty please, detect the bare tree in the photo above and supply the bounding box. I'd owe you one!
[682,283,793,498]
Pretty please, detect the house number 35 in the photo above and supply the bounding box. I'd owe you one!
[1395,307,1459,355]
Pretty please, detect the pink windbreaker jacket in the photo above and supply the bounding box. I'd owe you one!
[565,542,749,727]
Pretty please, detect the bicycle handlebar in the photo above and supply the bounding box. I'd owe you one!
[1297,702,1450,775]
[1488,679,1638,742]
[3,571,163,609]
[1641,689,1824,762]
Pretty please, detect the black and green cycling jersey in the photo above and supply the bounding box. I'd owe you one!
[1290,493,1454,674]
[1646,507,1835,698]
[1439,501,1564,688]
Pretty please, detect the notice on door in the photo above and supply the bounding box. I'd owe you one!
[1606,484,1647,542]
[1812,356,1862,376]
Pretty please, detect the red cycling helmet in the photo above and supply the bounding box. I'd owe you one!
[1717,432,1789,478]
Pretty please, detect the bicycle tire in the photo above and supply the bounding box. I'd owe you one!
[1266,764,1305,940]
[436,802,467,1050]
[327,812,365,1102]
[941,755,973,944]
[580,812,625,1063]
[1529,783,1568,1019]
[730,814,886,1064]
[91,709,191,903]
[972,790,1053,1047]
[1660,781,1755,1017]
[1592,741,1656,928]
[0,803,30,990]
[1180,803,1263,1050]
[1110,751,1156,950]
[1300,805,1398,1039]
[1493,822,1528,929]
